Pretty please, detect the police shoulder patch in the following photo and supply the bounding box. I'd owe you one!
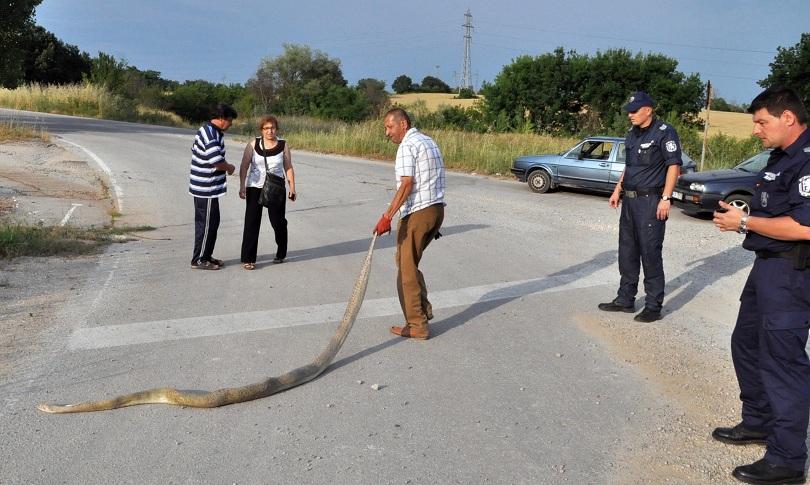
[665,140,678,153]
[799,175,810,197]
[659,124,668,130]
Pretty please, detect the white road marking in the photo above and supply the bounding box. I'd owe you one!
[69,266,615,350]
[57,137,124,212]
[58,203,82,226]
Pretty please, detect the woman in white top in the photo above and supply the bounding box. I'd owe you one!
[238,115,296,270]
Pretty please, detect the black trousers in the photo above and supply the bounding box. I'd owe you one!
[731,257,810,472]
[192,196,220,265]
[616,194,666,311]
[241,186,287,263]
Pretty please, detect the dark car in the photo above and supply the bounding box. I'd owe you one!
[511,136,697,194]
[672,150,771,215]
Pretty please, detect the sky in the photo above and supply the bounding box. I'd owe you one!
[34,0,809,105]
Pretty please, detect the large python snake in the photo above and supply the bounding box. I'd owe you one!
[37,234,377,414]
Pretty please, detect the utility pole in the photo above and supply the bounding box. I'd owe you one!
[700,81,713,172]
[460,9,473,92]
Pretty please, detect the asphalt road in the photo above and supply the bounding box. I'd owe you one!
[0,109,751,484]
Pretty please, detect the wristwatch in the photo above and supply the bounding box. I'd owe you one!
[738,215,749,234]
[661,195,671,201]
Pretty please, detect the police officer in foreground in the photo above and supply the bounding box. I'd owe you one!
[712,87,810,485]
[598,91,682,322]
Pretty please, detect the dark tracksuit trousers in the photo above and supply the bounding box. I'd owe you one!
[732,256,810,472]
[192,196,220,265]
[616,194,666,312]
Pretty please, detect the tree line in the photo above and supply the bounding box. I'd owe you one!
[3,2,809,135]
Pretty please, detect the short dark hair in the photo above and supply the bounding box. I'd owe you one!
[748,87,807,124]
[385,107,411,128]
[212,102,238,120]
[258,115,279,132]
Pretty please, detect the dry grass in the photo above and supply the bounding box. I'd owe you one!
[0,84,187,127]
[233,115,576,175]
[699,109,753,140]
[390,93,481,112]
[0,120,50,143]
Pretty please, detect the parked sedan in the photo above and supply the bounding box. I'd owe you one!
[511,136,697,194]
[672,150,771,215]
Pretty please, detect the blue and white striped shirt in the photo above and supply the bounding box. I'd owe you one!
[395,127,446,216]
[189,122,227,198]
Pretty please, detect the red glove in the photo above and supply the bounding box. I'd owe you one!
[374,213,391,235]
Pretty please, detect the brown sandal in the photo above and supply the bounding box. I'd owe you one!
[243,263,255,270]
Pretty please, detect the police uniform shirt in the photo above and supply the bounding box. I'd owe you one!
[623,118,683,189]
[743,128,810,253]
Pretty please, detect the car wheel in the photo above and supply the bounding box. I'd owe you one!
[527,170,552,194]
[725,194,752,214]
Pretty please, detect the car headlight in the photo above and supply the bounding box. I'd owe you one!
[689,182,705,192]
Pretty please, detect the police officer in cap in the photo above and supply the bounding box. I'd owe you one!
[598,91,683,322]
[712,86,810,485]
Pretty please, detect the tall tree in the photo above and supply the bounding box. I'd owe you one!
[760,33,810,107]
[482,47,704,134]
[0,0,43,87]
[419,75,451,93]
[248,44,347,115]
[356,78,389,115]
[22,26,92,85]
[482,48,583,133]
[392,75,413,94]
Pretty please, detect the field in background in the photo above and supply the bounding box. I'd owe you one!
[699,109,753,140]
[391,93,481,111]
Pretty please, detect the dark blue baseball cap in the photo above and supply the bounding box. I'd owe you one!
[623,91,655,112]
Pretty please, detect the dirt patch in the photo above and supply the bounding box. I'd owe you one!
[0,140,112,226]
[0,139,113,381]
[576,312,763,483]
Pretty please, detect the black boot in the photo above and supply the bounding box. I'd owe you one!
[712,423,767,445]
[732,458,805,484]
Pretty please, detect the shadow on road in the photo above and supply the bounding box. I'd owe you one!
[664,246,752,313]
[328,249,616,372]
[229,223,489,268]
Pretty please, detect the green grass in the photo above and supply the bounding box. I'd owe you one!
[0,223,155,259]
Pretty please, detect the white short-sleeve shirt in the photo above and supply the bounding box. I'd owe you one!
[395,128,446,216]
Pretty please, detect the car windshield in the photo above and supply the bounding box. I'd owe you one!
[566,140,613,160]
[735,151,771,173]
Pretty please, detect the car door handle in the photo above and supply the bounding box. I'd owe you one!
[599,162,610,167]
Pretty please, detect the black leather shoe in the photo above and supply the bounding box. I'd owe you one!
[634,308,662,322]
[598,300,635,312]
[732,458,806,484]
[713,423,768,445]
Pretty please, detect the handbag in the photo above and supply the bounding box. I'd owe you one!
[257,138,286,207]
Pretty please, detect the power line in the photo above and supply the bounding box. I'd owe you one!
[460,9,473,91]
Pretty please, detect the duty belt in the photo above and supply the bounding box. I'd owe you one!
[756,250,793,260]
[623,187,663,198]
[756,246,810,270]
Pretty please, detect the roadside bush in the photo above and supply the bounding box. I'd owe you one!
[456,88,477,99]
